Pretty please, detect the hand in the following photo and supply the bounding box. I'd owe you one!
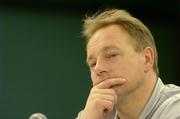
[80,78,126,119]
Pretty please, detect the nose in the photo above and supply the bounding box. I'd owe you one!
[94,58,108,76]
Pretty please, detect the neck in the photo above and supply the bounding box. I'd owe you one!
[116,72,157,119]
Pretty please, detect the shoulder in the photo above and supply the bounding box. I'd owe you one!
[160,93,180,118]
[156,87,180,119]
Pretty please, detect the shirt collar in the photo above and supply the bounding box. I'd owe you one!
[139,78,165,119]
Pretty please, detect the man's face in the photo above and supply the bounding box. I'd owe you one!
[86,24,147,96]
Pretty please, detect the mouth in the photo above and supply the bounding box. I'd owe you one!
[107,77,125,88]
[110,83,121,88]
[105,77,123,88]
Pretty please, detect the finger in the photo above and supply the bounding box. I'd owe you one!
[101,100,114,115]
[91,93,116,103]
[90,89,117,104]
[91,88,117,95]
[95,78,126,89]
[93,99,114,115]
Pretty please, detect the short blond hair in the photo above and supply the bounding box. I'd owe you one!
[82,9,159,75]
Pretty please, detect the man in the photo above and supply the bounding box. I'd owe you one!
[76,9,180,119]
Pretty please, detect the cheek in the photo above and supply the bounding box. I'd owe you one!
[90,72,101,86]
[114,61,139,79]
[121,60,144,80]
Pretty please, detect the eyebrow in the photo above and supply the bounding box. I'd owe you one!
[87,45,119,63]
[102,45,118,51]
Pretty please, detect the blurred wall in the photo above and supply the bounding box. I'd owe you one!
[0,6,91,119]
[0,1,179,119]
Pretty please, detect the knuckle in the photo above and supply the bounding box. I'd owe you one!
[106,101,113,109]
[90,87,98,93]
[109,89,116,94]
[107,89,116,96]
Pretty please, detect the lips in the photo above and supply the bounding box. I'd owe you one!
[98,77,116,83]
[102,77,117,81]
[110,83,120,88]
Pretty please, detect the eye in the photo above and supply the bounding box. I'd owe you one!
[88,61,96,68]
[110,53,118,57]
[106,53,119,58]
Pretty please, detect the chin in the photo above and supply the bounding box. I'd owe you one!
[112,85,122,93]
[112,84,127,96]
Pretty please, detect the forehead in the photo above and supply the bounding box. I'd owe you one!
[87,24,134,52]
[87,25,124,46]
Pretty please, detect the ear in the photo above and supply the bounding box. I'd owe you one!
[143,47,154,73]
